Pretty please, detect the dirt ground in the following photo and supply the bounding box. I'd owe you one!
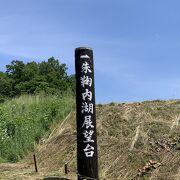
[1,101,180,180]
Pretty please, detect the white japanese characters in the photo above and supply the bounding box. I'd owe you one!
[83,144,94,157]
[81,102,94,114]
[80,75,92,87]
[83,130,94,143]
[82,115,94,129]
[80,54,90,59]
[81,61,92,74]
[82,89,92,101]
[80,60,95,158]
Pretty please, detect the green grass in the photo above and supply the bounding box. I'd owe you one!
[0,93,75,162]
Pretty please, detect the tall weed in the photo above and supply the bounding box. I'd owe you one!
[0,93,75,162]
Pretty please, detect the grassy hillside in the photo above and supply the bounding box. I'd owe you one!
[33,100,180,180]
[0,100,180,180]
[0,93,75,163]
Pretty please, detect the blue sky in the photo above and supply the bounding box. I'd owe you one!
[0,0,180,103]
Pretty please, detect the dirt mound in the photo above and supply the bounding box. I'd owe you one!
[1,100,180,179]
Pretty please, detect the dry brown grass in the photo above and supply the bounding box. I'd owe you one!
[0,100,180,180]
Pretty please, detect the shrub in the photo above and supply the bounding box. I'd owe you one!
[0,93,75,162]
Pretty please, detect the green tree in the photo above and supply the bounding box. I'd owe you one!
[3,58,75,97]
[23,61,38,81]
[0,72,13,101]
[38,57,69,92]
[6,60,25,83]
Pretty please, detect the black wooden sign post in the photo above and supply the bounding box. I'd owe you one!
[75,47,99,180]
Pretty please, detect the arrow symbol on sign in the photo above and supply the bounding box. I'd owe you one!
[80,54,90,59]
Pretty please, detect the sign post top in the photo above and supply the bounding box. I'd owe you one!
[75,47,93,51]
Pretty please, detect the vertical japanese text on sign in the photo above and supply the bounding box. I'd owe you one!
[75,47,99,180]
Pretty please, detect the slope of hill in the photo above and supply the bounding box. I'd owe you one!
[0,100,180,180]
[0,94,74,163]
